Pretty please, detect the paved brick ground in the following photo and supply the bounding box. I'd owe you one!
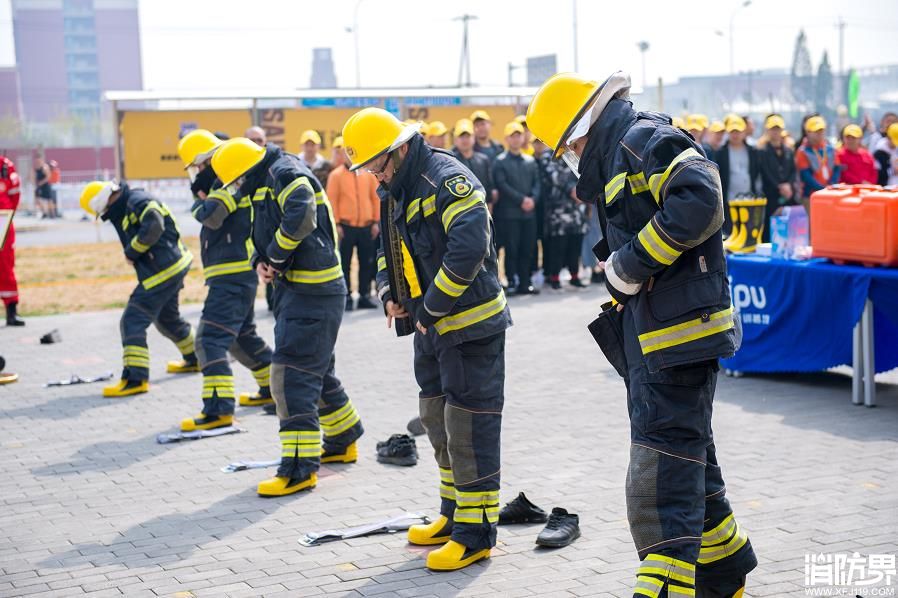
[1,284,896,597]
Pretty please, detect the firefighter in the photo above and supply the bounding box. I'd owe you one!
[526,72,757,597]
[211,138,364,497]
[79,180,197,397]
[342,108,511,572]
[175,129,274,432]
[0,156,23,326]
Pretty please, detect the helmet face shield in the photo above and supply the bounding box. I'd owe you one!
[187,165,200,183]
[561,149,581,178]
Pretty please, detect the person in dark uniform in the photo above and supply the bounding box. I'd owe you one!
[212,137,364,497]
[175,129,274,432]
[527,71,757,598]
[343,108,511,572]
[79,180,197,398]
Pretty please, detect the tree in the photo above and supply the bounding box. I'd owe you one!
[815,50,834,122]
[790,29,814,105]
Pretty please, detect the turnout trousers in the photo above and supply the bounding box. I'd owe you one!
[195,279,273,417]
[621,308,757,597]
[119,271,194,382]
[271,287,363,480]
[0,225,17,306]
[414,330,505,552]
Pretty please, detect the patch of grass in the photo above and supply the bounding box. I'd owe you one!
[15,237,227,316]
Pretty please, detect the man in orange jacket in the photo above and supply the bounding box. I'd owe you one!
[327,136,381,310]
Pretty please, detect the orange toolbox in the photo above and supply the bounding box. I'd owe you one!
[810,185,898,267]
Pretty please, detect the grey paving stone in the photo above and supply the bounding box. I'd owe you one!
[0,289,896,598]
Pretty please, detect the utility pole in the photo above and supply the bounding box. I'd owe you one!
[572,0,579,71]
[836,16,845,99]
[454,14,478,87]
[729,0,752,75]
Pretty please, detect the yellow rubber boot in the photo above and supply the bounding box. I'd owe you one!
[723,205,742,251]
[180,414,234,432]
[167,358,199,374]
[257,472,317,497]
[239,391,274,407]
[408,515,453,546]
[426,540,490,571]
[103,379,149,397]
[321,442,358,464]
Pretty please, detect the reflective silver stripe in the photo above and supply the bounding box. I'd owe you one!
[698,522,748,564]
[668,584,696,597]
[638,307,735,354]
[634,575,663,598]
[637,221,680,265]
[628,172,650,194]
[604,172,627,205]
[702,514,736,545]
[432,292,506,335]
[647,148,702,203]
[639,554,695,585]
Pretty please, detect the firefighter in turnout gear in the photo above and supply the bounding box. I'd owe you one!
[176,129,274,432]
[0,155,23,326]
[527,72,757,597]
[342,108,511,572]
[79,180,197,397]
[211,137,363,497]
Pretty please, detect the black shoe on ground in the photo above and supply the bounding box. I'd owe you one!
[345,296,354,311]
[548,279,562,291]
[535,507,580,547]
[498,492,548,525]
[569,278,587,289]
[515,285,540,296]
[263,402,277,415]
[406,415,426,436]
[376,434,418,466]
[590,270,605,284]
[356,295,378,309]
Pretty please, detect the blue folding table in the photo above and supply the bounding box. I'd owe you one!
[722,255,898,406]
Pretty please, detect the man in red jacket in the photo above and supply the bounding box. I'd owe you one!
[837,124,878,185]
[0,156,23,326]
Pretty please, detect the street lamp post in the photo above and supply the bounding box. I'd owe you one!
[636,41,649,90]
[350,0,364,88]
[729,0,752,75]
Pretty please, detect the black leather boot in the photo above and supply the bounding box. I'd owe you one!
[6,302,24,326]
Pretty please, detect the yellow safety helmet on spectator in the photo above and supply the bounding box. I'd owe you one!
[427,121,448,137]
[177,129,222,169]
[342,107,421,172]
[454,118,475,137]
[686,114,709,131]
[79,180,118,217]
[300,129,322,145]
[211,137,266,186]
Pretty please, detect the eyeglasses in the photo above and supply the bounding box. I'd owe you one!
[365,153,392,178]
[248,137,265,145]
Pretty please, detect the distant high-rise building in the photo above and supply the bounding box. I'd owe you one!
[11,0,143,123]
[310,48,337,89]
[0,67,24,121]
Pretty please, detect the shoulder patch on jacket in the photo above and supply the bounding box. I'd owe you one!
[444,175,474,198]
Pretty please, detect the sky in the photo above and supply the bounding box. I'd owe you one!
[1,0,898,92]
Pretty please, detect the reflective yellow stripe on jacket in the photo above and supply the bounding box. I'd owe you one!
[203,239,254,280]
[142,249,193,290]
[432,292,506,335]
[647,148,702,204]
[637,306,735,355]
